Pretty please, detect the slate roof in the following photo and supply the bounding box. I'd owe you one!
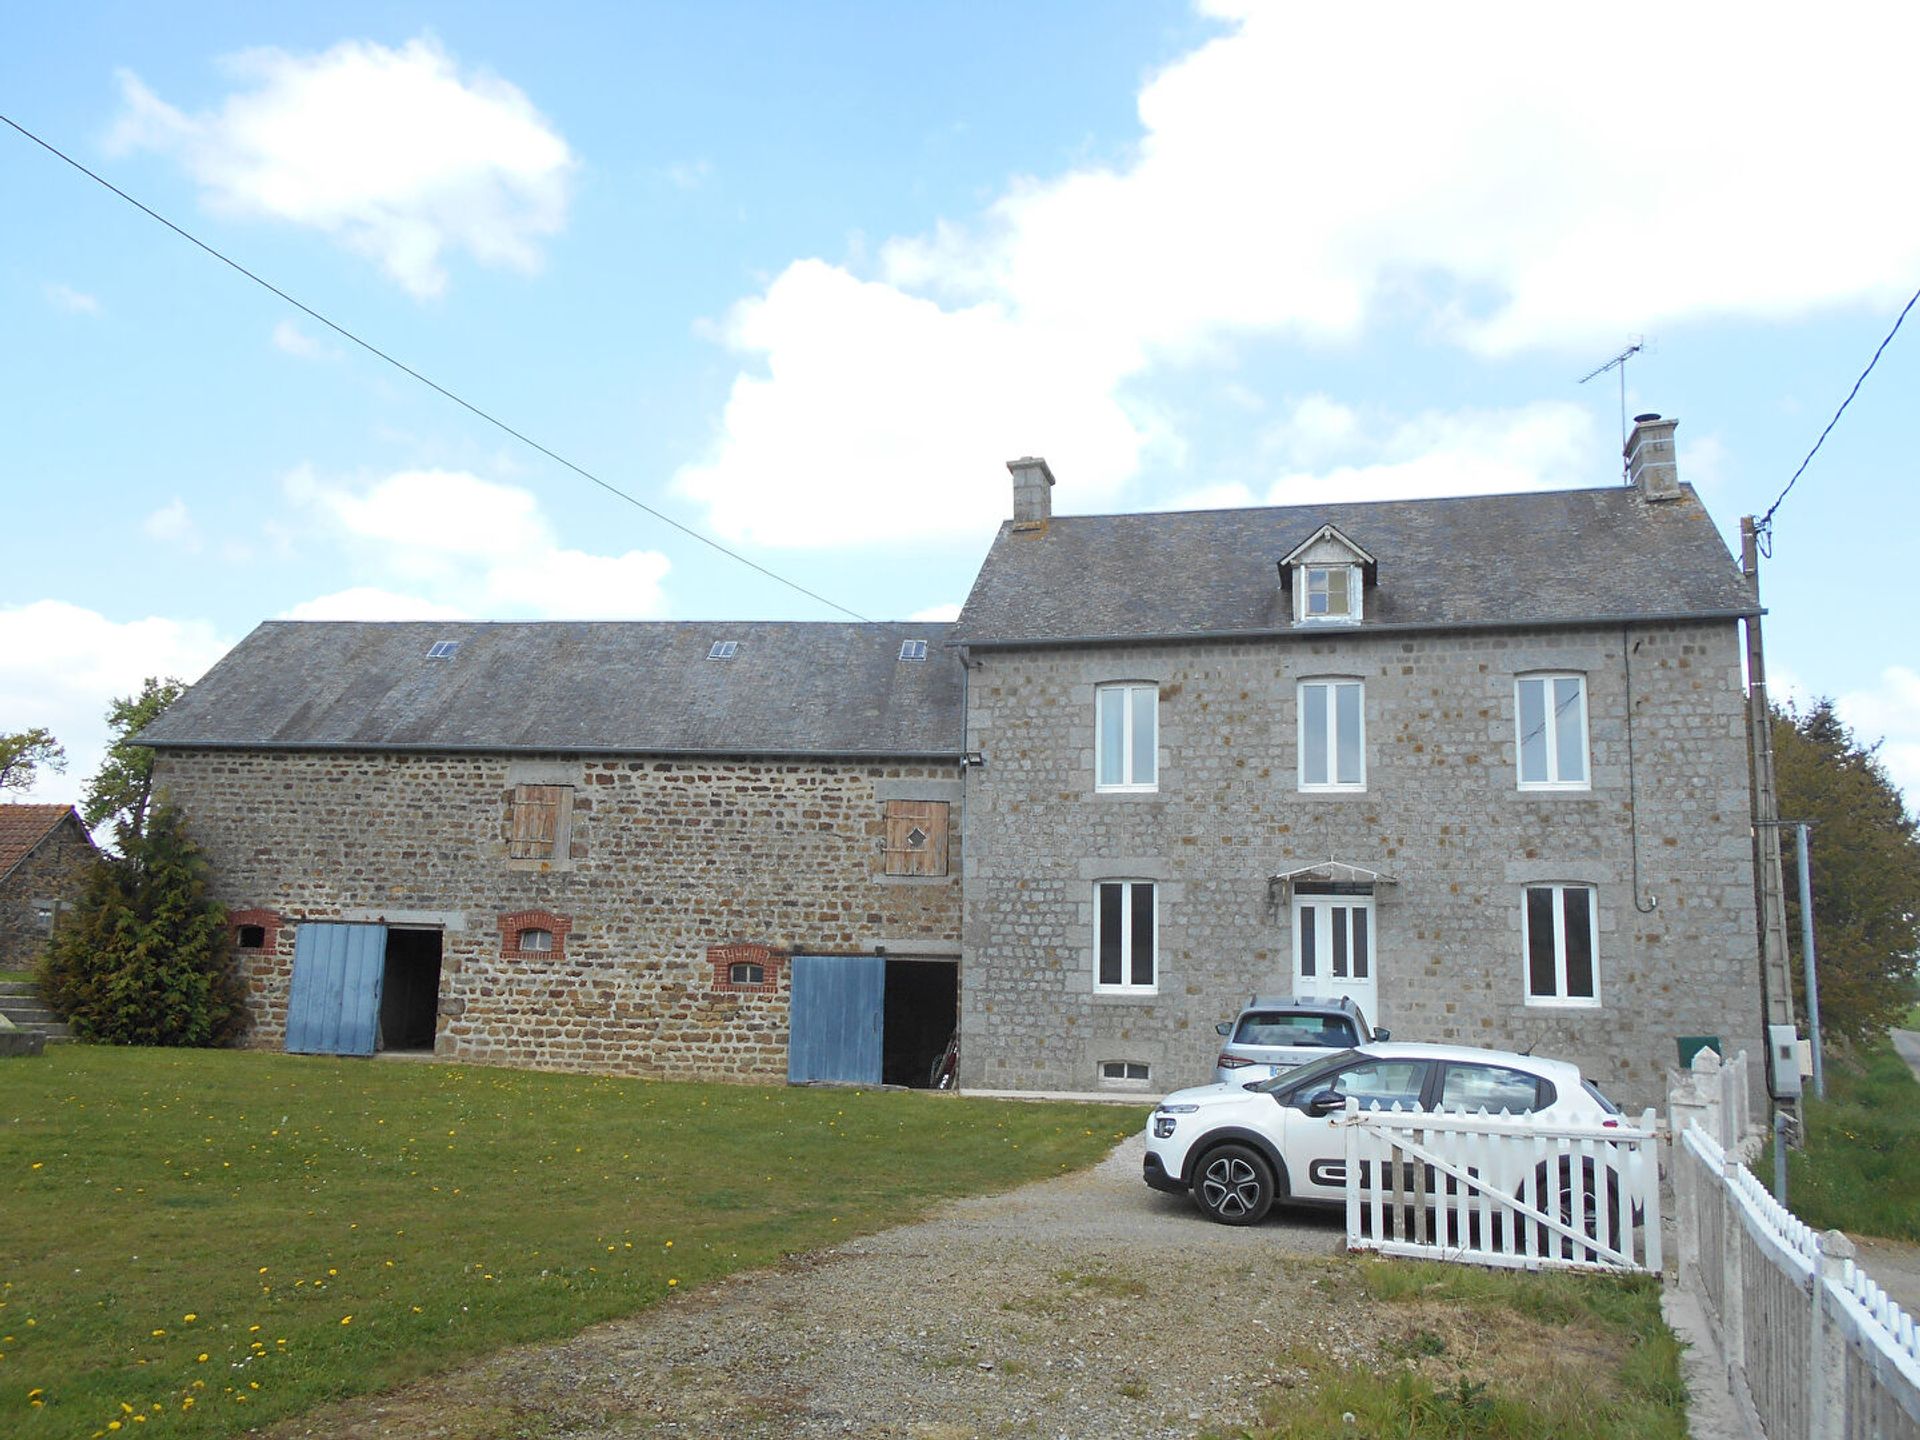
[0,805,83,881]
[138,622,964,757]
[951,485,1755,647]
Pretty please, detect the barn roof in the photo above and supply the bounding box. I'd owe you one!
[0,805,86,881]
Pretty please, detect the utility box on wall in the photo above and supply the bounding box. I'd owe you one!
[1767,1024,1803,1099]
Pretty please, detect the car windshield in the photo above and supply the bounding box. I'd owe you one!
[1232,1012,1359,1048]
[1581,1078,1624,1116]
[1246,1048,1362,1095]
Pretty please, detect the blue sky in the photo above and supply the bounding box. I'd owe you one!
[5,2,1917,807]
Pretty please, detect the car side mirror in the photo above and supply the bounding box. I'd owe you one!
[1215,1022,1231,1037]
[1307,1089,1346,1116]
[1373,1028,1391,1042]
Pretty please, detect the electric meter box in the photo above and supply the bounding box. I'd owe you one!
[1768,1024,1804,1099]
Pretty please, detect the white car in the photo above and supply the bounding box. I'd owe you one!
[1143,1041,1629,1228]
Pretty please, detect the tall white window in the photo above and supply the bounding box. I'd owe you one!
[1094,880,1157,992]
[1298,680,1365,790]
[1523,884,1599,1006]
[1095,683,1158,791]
[1516,675,1589,789]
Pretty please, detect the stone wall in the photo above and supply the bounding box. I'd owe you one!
[0,816,98,972]
[151,750,962,1079]
[958,620,1764,1111]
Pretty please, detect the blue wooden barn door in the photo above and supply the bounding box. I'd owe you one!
[286,923,388,1056]
[787,955,884,1084]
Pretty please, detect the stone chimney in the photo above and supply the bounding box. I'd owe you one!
[1008,456,1055,530]
[1626,413,1681,502]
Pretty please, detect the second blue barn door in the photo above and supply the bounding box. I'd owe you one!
[788,955,884,1085]
[286,923,388,1056]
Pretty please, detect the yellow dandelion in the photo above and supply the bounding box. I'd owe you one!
[339,1315,352,1326]
[28,1388,42,1399]
[183,1314,196,1322]
[151,1329,166,1338]
[196,1354,208,1363]
[668,1278,678,1288]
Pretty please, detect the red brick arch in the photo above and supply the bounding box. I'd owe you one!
[499,909,573,961]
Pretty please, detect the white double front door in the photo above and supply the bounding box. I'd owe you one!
[1291,892,1378,1025]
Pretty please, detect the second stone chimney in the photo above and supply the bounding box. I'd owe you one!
[1626,414,1681,502]
[1008,456,1055,531]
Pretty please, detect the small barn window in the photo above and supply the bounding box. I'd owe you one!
[729,961,766,985]
[1100,1060,1151,1084]
[883,800,949,877]
[508,784,573,860]
[236,924,267,949]
[516,927,554,953]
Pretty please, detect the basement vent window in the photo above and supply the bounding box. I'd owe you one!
[708,640,739,659]
[426,640,460,659]
[1101,1060,1151,1084]
[899,639,928,661]
[516,927,554,953]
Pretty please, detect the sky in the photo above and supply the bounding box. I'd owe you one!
[5,2,1918,813]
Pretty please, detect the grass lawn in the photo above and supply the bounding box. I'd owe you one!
[1762,1039,1920,1242]
[1232,1261,1685,1440]
[0,1046,1134,1437]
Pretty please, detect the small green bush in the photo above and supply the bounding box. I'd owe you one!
[38,802,244,1045]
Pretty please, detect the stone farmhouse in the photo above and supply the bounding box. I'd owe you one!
[0,804,100,972]
[140,414,1766,1108]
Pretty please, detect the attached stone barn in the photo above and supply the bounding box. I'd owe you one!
[0,804,100,973]
[140,621,966,1085]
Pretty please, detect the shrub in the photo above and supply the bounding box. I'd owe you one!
[39,802,245,1045]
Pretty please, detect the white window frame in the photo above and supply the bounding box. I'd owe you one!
[1094,683,1158,792]
[516,927,555,953]
[1515,674,1590,791]
[1093,879,1158,994]
[1295,563,1362,624]
[1521,883,1601,1008]
[1297,679,1366,792]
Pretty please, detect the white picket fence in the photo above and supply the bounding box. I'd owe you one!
[1670,1050,1920,1440]
[1341,1102,1664,1273]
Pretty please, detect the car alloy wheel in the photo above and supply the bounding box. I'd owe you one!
[1194,1142,1274,1226]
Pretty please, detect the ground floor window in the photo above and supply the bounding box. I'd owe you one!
[1095,880,1156,992]
[1523,884,1598,1005]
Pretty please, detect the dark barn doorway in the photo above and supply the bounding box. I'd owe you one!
[379,928,443,1052]
[882,959,958,1089]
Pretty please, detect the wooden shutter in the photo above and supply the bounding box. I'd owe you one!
[883,800,949,877]
[509,785,566,858]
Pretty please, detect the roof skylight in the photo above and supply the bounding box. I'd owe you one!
[899,639,928,661]
[425,641,460,659]
[707,640,739,659]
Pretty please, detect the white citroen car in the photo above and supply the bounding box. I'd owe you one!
[1143,1041,1629,1228]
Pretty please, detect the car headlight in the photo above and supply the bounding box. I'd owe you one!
[1151,1103,1198,1140]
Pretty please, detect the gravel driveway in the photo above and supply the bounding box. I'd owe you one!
[266,1135,1369,1440]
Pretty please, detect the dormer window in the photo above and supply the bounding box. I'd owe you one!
[1303,565,1355,620]
[1280,523,1374,626]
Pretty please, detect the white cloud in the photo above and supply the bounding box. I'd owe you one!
[280,588,468,622]
[1835,666,1920,807]
[909,602,962,623]
[285,466,672,619]
[271,318,333,358]
[111,37,575,298]
[141,497,199,549]
[43,282,101,315]
[0,601,231,807]
[678,2,1920,547]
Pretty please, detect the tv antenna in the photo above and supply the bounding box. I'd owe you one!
[1578,338,1645,473]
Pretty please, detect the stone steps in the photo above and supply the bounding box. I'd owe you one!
[0,980,74,1042]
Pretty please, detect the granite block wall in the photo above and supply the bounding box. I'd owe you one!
[957,620,1764,1111]
[151,750,962,1080]
[0,816,99,972]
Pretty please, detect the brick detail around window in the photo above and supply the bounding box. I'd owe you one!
[710,943,783,995]
[499,909,573,961]
[227,908,283,953]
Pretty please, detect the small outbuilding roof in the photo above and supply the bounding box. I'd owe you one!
[952,485,1754,647]
[138,621,966,759]
[0,805,88,882]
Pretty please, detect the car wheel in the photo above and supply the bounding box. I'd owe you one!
[1531,1159,1623,1256]
[1193,1143,1275,1226]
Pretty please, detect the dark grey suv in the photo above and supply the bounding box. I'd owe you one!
[1211,995,1385,1085]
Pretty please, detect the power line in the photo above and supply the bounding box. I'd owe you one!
[1756,282,1920,556]
[1,112,872,623]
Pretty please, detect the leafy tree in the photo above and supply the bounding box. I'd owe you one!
[1772,700,1920,1043]
[0,727,66,795]
[82,677,185,842]
[39,803,244,1046]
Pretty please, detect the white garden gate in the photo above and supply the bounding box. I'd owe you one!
[1341,1102,1664,1273]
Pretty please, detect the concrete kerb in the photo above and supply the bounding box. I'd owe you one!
[1661,1282,1765,1440]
